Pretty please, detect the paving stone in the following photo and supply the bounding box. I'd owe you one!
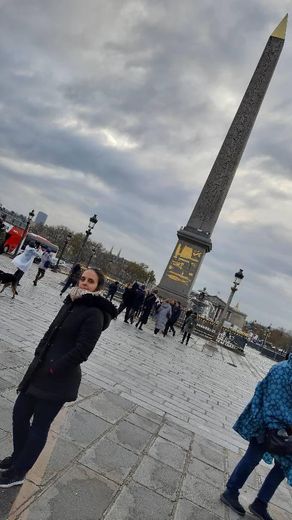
[126,412,160,433]
[0,397,12,432]
[78,381,102,397]
[181,474,225,518]
[133,455,181,500]
[0,351,30,368]
[134,406,163,424]
[53,407,111,447]
[158,423,193,450]
[191,440,225,471]
[148,436,186,471]
[0,428,9,442]
[79,437,138,484]
[188,458,225,488]
[268,504,292,520]
[0,376,13,392]
[0,432,12,460]
[79,391,134,423]
[174,498,222,520]
[17,464,118,520]
[1,387,18,403]
[28,435,82,485]
[104,481,173,520]
[106,420,153,454]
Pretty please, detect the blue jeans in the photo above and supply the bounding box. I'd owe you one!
[227,438,285,504]
[12,393,64,474]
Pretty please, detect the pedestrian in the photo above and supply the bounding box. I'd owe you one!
[181,312,197,345]
[33,249,54,286]
[123,282,139,324]
[150,295,161,317]
[60,263,81,296]
[0,219,6,254]
[0,268,117,488]
[181,308,193,331]
[135,289,158,331]
[127,284,146,324]
[154,299,172,335]
[117,283,132,315]
[164,301,181,337]
[220,354,292,519]
[12,241,41,285]
[105,280,119,301]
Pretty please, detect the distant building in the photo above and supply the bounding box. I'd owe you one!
[35,211,48,225]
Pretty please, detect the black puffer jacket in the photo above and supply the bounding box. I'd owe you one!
[18,294,117,402]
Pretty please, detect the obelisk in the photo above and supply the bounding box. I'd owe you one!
[158,15,288,304]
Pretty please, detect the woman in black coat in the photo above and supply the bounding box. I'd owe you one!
[135,290,158,330]
[0,268,117,488]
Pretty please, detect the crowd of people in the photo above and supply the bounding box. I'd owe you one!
[109,280,198,342]
[1,238,198,344]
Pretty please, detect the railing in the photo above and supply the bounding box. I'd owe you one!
[194,316,247,354]
[216,330,246,354]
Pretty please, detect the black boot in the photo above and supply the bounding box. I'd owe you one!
[249,498,274,520]
[0,456,13,471]
[220,490,245,516]
[0,468,26,488]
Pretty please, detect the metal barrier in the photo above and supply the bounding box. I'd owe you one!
[194,316,247,354]
[216,330,246,354]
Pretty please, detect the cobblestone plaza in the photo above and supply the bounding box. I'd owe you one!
[0,255,291,519]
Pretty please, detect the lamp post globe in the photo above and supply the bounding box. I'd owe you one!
[233,269,244,289]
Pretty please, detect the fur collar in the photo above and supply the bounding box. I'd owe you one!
[64,293,118,320]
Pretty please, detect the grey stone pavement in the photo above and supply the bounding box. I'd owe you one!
[0,254,291,519]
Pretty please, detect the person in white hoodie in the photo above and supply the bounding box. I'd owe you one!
[33,249,53,286]
[12,242,41,284]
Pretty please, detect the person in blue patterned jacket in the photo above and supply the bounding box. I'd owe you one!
[221,354,292,520]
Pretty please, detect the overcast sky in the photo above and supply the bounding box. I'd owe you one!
[0,0,292,329]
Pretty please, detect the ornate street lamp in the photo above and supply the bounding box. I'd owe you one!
[13,209,35,257]
[74,214,98,264]
[216,269,244,335]
[55,232,72,270]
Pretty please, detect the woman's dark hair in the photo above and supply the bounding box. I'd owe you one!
[85,268,105,291]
